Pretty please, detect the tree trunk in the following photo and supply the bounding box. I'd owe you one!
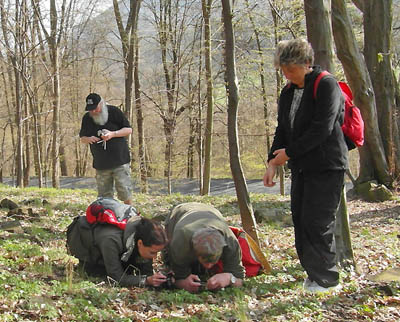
[334,186,358,271]
[363,0,400,178]
[246,0,271,152]
[332,0,392,187]
[201,0,214,195]
[13,2,24,187]
[304,0,335,72]
[221,0,259,245]
[134,29,148,193]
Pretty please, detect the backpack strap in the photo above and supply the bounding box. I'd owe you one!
[313,70,331,99]
[243,230,272,274]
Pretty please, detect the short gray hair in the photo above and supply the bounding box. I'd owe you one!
[274,38,314,68]
[192,227,226,263]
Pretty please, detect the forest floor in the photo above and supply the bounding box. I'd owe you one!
[0,184,399,321]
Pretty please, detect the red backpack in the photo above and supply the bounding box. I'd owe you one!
[86,198,139,230]
[314,71,364,150]
[211,227,270,277]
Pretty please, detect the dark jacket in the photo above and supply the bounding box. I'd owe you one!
[79,105,131,170]
[164,202,245,280]
[67,216,153,287]
[268,66,348,173]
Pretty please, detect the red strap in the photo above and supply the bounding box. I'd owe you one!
[313,71,331,99]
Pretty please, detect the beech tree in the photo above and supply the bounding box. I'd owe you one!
[332,0,393,187]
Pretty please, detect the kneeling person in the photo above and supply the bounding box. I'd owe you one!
[67,211,168,288]
[164,202,245,293]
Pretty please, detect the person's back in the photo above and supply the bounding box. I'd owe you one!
[164,202,244,292]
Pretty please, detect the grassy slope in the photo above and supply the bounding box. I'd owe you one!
[0,184,399,321]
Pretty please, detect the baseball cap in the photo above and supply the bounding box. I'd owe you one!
[85,93,101,111]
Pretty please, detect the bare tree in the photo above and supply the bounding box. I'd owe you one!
[221,0,258,244]
[145,0,199,192]
[112,0,141,120]
[134,38,148,192]
[201,0,214,195]
[331,0,392,187]
[363,0,400,178]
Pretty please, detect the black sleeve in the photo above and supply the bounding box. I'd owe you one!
[79,114,93,137]
[286,76,342,160]
[112,106,131,129]
[268,89,289,162]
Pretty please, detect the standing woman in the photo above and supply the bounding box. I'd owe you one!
[263,39,348,292]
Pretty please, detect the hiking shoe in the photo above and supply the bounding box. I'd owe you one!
[304,280,341,293]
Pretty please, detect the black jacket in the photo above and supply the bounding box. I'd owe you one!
[268,66,348,173]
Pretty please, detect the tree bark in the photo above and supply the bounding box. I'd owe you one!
[133,28,148,193]
[332,0,392,186]
[304,0,335,72]
[201,0,214,195]
[49,0,60,189]
[363,0,400,178]
[221,0,259,244]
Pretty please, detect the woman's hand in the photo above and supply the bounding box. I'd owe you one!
[263,164,277,187]
[146,272,167,287]
[272,148,289,166]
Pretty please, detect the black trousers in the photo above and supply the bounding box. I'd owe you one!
[291,169,345,287]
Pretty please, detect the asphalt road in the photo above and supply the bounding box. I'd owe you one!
[2,177,291,196]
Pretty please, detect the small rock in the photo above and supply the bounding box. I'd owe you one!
[7,208,27,220]
[1,198,19,210]
[355,181,393,202]
[254,209,293,226]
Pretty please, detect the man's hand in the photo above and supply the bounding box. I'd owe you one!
[146,272,167,287]
[206,273,243,290]
[206,272,231,290]
[80,136,100,144]
[175,274,201,293]
[99,129,115,142]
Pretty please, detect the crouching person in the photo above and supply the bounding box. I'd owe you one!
[67,213,168,288]
[164,202,245,293]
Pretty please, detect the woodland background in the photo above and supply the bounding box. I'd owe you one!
[0,1,399,320]
[0,0,399,194]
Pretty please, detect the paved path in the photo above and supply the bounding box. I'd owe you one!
[2,177,291,196]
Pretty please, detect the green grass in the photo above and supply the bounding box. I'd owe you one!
[0,184,399,321]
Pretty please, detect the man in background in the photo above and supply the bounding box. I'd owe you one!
[79,93,133,205]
